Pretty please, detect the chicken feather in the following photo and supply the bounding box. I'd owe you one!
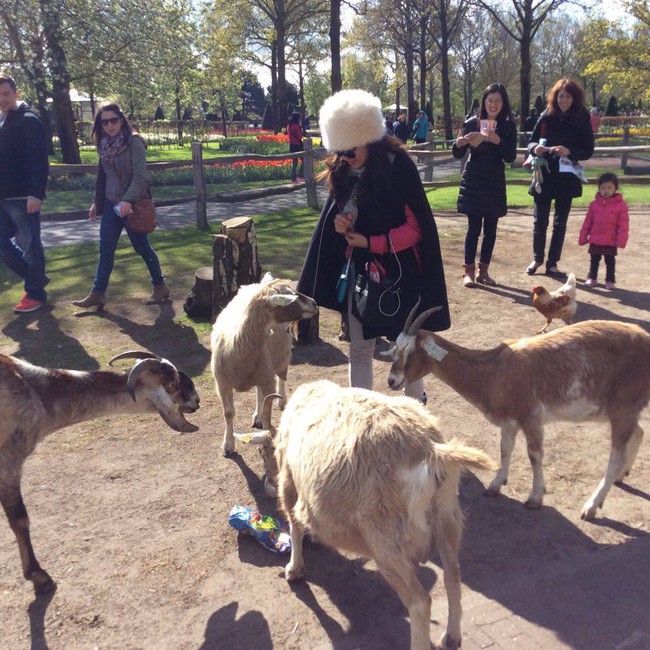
[532,273,577,334]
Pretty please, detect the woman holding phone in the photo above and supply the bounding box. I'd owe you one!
[72,103,169,310]
[452,83,517,287]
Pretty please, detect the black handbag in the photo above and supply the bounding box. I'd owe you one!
[351,237,414,330]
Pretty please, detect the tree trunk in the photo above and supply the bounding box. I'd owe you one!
[276,20,288,135]
[330,0,342,92]
[271,41,279,134]
[519,34,532,130]
[405,42,417,124]
[175,82,183,146]
[40,0,80,164]
[419,16,428,111]
[440,4,453,140]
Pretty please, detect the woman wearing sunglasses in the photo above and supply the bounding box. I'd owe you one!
[298,89,450,399]
[72,103,169,310]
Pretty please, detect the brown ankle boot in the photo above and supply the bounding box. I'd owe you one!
[145,281,170,305]
[72,291,105,310]
[462,264,476,287]
[476,262,497,286]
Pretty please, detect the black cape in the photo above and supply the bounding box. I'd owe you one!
[297,151,450,340]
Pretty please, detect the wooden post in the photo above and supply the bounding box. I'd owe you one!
[212,235,238,320]
[221,216,262,286]
[621,126,630,171]
[303,138,319,210]
[423,153,433,182]
[192,141,207,230]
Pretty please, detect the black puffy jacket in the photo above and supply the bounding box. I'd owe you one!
[527,109,594,201]
[452,115,518,218]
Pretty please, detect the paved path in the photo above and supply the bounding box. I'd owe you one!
[39,157,461,249]
[39,186,331,249]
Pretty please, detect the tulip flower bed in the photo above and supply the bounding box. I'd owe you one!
[218,135,289,155]
[48,158,312,193]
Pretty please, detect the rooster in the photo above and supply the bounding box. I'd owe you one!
[532,273,577,334]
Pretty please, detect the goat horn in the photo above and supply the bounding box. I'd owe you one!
[408,306,443,336]
[402,297,422,334]
[126,358,163,401]
[109,350,158,366]
[261,393,282,429]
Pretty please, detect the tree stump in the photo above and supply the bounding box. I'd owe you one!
[220,216,262,286]
[183,267,214,320]
[212,235,238,319]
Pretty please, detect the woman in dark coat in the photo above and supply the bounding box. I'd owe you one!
[297,89,450,401]
[452,83,517,287]
[526,78,594,278]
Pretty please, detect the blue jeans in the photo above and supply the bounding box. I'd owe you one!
[0,199,48,302]
[93,200,164,293]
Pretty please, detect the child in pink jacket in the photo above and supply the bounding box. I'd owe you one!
[578,172,629,289]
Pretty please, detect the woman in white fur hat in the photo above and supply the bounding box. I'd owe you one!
[297,89,450,399]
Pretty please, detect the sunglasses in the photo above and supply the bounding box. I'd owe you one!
[336,149,356,159]
[101,116,120,126]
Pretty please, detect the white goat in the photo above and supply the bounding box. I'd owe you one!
[241,380,495,650]
[387,305,650,521]
[0,351,200,595]
[210,272,317,458]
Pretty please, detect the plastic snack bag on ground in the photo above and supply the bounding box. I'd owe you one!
[228,505,291,553]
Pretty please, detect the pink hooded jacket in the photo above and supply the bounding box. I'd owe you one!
[578,192,629,249]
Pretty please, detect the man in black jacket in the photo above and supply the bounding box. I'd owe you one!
[0,75,49,313]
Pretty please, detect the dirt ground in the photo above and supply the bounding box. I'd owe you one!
[1,203,649,650]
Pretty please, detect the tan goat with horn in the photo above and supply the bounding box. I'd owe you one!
[0,351,199,594]
[386,303,650,520]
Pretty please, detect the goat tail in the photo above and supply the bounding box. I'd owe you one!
[434,439,497,472]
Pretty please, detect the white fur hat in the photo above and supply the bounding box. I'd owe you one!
[319,89,386,152]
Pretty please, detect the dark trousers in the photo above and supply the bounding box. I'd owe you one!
[290,144,304,181]
[0,199,48,301]
[532,196,573,268]
[93,200,164,293]
[589,254,615,282]
[464,214,498,265]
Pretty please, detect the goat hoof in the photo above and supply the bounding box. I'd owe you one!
[484,487,501,497]
[285,564,305,582]
[33,572,57,596]
[580,504,598,521]
[435,633,461,649]
[524,498,542,509]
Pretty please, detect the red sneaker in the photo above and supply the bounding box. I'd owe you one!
[13,295,44,313]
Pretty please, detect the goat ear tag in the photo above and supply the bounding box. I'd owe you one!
[268,294,297,308]
[423,340,448,361]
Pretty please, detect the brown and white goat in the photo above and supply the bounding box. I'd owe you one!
[387,305,650,521]
[241,380,495,650]
[0,351,199,595]
[210,272,317,460]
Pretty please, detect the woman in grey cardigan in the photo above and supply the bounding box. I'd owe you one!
[72,103,169,310]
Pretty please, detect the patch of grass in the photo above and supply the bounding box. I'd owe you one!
[42,180,293,213]
[0,207,320,319]
[49,142,226,165]
[427,183,650,212]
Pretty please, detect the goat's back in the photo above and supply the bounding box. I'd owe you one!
[276,381,492,561]
[210,279,292,389]
[484,320,650,413]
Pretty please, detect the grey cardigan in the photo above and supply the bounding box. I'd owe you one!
[94,134,148,212]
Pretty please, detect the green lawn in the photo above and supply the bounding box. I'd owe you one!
[426,181,650,212]
[42,179,292,213]
[0,207,319,318]
[49,141,226,165]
